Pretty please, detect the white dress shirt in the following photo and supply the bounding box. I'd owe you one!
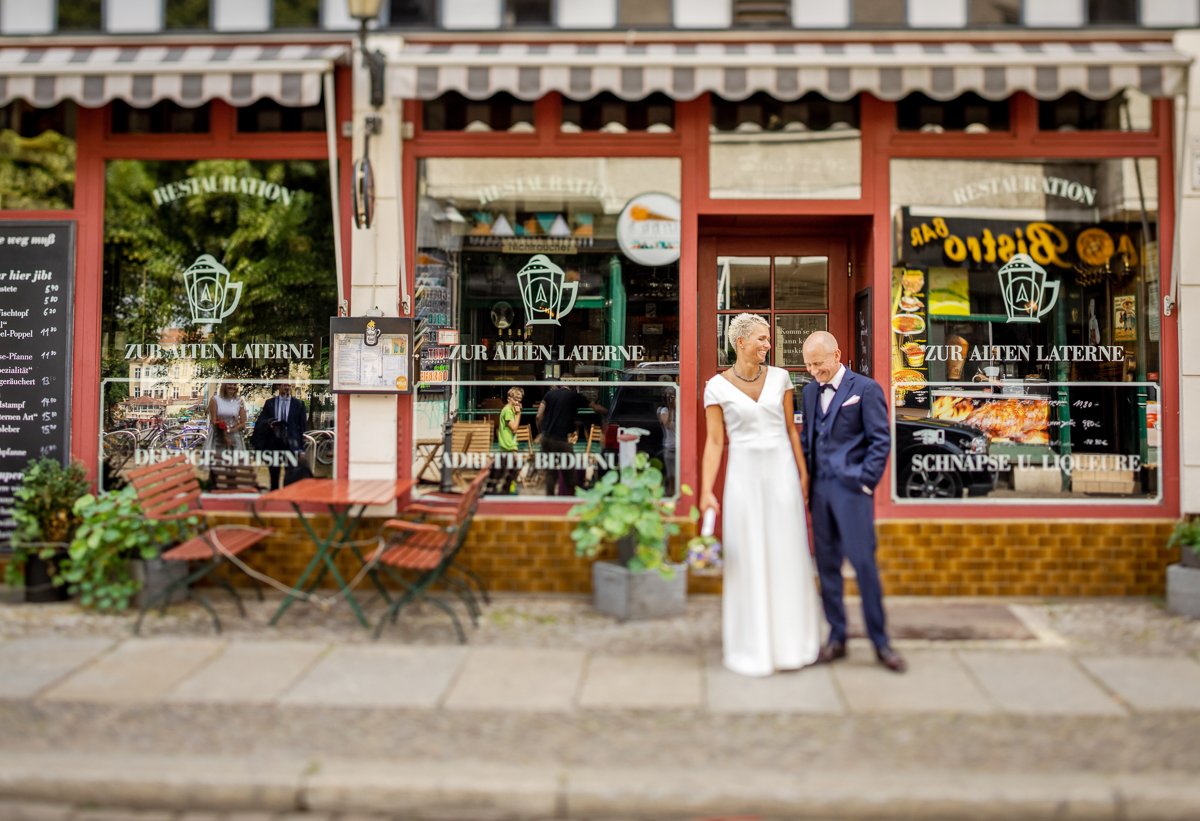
[819,364,847,414]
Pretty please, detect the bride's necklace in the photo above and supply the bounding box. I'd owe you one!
[731,362,763,382]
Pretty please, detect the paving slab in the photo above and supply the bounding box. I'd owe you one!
[279,644,465,708]
[0,638,115,700]
[705,656,844,714]
[833,650,995,714]
[1079,656,1200,711]
[959,651,1125,716]
[578,653,702,710]
[39,639,225,703]
[443,647,585,712]
[166,641,328,704]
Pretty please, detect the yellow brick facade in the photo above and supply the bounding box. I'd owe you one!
[203,513,1180,598]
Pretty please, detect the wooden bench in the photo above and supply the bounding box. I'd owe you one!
[127,455,273,635]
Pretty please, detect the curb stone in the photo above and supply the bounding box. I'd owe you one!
[1,753,1199,820]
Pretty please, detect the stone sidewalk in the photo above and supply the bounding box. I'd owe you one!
[3,634,1200,714]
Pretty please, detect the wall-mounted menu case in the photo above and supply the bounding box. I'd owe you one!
[330,316,415,394]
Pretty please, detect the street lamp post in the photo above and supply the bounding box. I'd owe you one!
[347,0,386,108]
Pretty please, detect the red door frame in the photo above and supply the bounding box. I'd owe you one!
[398,86,1177,521]
[0,65,355,484]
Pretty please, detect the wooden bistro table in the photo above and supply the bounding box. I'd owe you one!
[262,478,415,629]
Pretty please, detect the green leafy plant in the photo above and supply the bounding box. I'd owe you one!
[569,453,690,577]
[1167,517,1200,560]
[3,459,91,588]
[61,487,196,611]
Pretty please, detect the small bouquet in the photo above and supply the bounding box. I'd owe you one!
[214,419,230,448]
[685,508,723,576]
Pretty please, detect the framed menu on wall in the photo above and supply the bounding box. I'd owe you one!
[330,316,415,394]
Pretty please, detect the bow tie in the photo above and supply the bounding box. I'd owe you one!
[821,383,837,393]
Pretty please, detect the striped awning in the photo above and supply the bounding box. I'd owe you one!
[0,44,348,109]
[390,41,1189,102]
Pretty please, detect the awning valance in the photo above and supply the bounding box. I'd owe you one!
[390,41,1189,103]
[0,44,348,109]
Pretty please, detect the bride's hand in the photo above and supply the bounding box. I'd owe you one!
[700,491,720,515]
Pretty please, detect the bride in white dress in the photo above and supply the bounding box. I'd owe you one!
[700,313,822,677]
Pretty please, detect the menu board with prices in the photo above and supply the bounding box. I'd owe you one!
[330,316,415,394]
[0,222,75,548]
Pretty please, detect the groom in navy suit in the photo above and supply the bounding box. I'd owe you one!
[800,331,906,673]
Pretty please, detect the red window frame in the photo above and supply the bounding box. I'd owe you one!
[0,66,355,484]
[402,80,1177,521]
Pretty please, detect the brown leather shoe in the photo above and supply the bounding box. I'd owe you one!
[876,645,907,673]
[817,641,847,664]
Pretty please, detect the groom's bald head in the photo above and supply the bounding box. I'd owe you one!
[803,332,842,384]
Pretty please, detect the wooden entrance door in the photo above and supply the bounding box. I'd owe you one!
[699,237,851,393]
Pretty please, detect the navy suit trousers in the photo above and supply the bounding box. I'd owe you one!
[810,476,888,649]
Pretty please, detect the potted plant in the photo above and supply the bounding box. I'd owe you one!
[1167,517,1200,618]
[3,459,90,602]
[61,487,195,611]
[570,452,690,621]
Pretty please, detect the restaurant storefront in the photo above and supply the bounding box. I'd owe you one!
[383,34,1187,596]
[0,29,1187,599]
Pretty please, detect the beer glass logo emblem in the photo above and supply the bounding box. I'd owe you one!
[998,253,1059,323]
[364,319,381,347]
[183,254,242,325]
[516,254,577,326]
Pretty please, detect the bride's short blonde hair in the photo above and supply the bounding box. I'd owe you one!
[725,313,769,351]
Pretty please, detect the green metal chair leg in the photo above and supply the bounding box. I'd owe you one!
[421,593,468,644]
[449,564,490,605]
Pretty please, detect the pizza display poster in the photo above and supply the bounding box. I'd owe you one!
[891,267,930,410]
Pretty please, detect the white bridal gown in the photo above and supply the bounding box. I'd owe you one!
[704,366,822,677]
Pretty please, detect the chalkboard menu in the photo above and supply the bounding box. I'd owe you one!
[854,287,872,378]
[0,222,75,549]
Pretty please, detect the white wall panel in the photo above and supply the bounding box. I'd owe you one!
[442,0,503,28]
[213,0,270,31]
[1,0,54,34]
[321,0,358,29]
[106,0,166,32]
[557,0,617,27]
[672,0,730,28]
[1142,0,1200,26]
[1022,0,1083,26]
[791,0,849,27]
[907,0,967,27]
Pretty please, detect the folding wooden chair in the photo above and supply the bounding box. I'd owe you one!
[128,455,273,635]
[449,420,493,491]
[369,469,490,642]
[413,438,444,484]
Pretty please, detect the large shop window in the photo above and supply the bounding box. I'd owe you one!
[414,157,682,499]
[0,101,76,210]
[99,159,338,493]
[709,93,861,200]
[890,158,1162,503]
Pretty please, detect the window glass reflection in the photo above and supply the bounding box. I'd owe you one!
[717,256,771,310]
[774,314,828,368]
[774,256,828,310]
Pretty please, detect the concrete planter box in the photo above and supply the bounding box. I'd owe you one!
[131,558,189,609]
[592,560,687,622]
[1167,563,1200,619]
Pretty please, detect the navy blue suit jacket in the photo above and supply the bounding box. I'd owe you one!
[254,396,307,452]
[800,367,891,492]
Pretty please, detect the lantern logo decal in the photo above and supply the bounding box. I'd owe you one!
[182,254,242,325]
[998,253,1059,323]
[516,254,577,326]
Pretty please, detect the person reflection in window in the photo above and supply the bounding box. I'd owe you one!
[254,383,308,490]
[657,388,677,494]
[204,382,247,455]
[494,387,524,495]
[537,380,607,497]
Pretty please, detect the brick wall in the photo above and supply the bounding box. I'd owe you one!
[202,513,1179,597]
